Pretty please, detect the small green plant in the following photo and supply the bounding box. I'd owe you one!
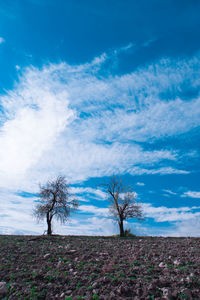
[88,273,97,278]
[65,297,72,300]
[30,286,37,299]
[179,292,186,299]
[63,258,71,262]
[178,266,187,271]
[92,295,99,300]
[9,274,15,280]
[31,271,37,279]
[44,274,54,281]
[7,282,13,292]
[124,228,136,237]
[147,267,153,273]
[17,292,22,297]
[114,265,121,269]
[76,282,82,289]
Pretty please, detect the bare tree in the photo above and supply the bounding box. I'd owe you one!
[103,176,143,237]
[33,176,78,235]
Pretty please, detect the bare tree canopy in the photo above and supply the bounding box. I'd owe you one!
[33,175,78,235]
[103,176,143,237]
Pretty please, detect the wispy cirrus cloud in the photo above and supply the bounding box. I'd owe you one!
[1,51,199,191]
[163,189,177,195]
[128,167,189,175]
[181,191,200,198]
[71,187,107,200]
[143,203,200,222]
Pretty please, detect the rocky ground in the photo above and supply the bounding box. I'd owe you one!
[0,235,200,299]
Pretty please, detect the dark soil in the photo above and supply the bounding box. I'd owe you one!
[0,235,200,299]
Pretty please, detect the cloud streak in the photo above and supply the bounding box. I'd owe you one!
[181,191,200,198]
[143,203,200,222]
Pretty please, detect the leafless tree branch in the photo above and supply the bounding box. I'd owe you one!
[33,176,78,235]
[103,176,143,237]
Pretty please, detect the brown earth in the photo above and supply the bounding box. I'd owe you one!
[0,235,200,299]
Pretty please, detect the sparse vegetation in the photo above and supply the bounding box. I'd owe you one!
[0,235,200,299]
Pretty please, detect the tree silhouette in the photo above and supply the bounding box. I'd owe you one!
[33,176,78,235]
[103,176,143,237]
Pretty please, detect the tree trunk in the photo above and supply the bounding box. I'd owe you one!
[119,219,124,237]
[46,212,52,235]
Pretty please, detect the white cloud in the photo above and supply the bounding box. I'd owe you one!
[1,56,190,191]
[166,218,200,237]
[130,219,200,237]
[143,203,200,222]
[59,217,118,236]
[40,141,178,183]
[0,191,45,234]
[0,37,5,44]
[78,204,109,216]
[114,43,134,54]
[0,82,75,189]
[136,182,145,186]
[181,191,200,198]
[144,218,200,237]
[74,196,90,203]
[61,55,200,145]
[71,187,107,200]
[163,189,177,195]
[128,167,189,175]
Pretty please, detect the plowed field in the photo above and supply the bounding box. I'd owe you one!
[0,235,200,299]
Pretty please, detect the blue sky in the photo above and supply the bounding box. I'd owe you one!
[0,0,200,236]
